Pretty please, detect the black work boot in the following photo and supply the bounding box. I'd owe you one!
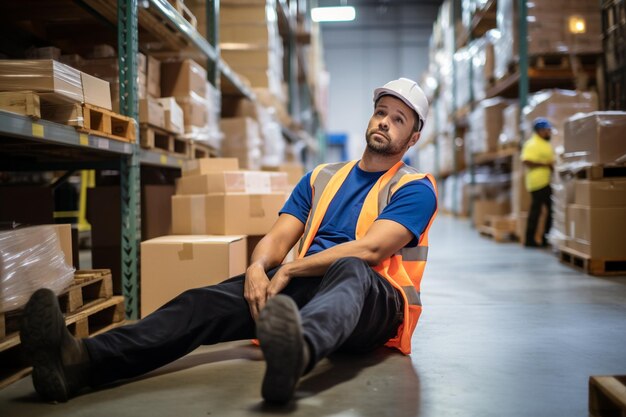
[20,288,91,402]
[256,295,310,404]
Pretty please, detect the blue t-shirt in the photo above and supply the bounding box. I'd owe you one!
[280,163,437,256]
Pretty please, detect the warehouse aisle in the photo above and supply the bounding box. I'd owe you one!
[2,215,626,417]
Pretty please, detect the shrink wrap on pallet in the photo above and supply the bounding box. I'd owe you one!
[0,226,75,313]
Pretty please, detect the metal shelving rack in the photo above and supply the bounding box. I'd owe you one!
[0,0,323,319]
[446,0,530,215]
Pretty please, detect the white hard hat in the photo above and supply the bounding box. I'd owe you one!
[373,78,429,131]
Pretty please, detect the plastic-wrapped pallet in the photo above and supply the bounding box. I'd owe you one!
[494,0,602,80]
[454,46,472,109]
[562,111,626,165]
[499,102,520,148]
[466,98,509,158]
[0,226,75,313]
[470,32,496,102]
[221,117,264,170]
[522,89,598,159]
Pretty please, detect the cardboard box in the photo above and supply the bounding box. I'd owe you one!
[563,112,626,164]
[160,60,207,98]
[567,205,626,258]
[472,199,511,227]
[139,97,166,128]
[140,235,246,316]
[176,171,289,195]
[523,89,598,154]
[182,158,240,176]
[142,185,175,241]
[172,193,286,235]
[156,97,184,135]
[0,60,83,103]
[147,55,161,98]
[220,23,278,46]
[574,179,626,207]
[221,48,277,69]
[220,5,271,24]
[80,72,112,110]
[177,96,209,130]
[262,163,305,186]
[220,117,262,145]
[468,98,509,154]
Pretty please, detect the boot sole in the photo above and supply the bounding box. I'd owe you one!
[256,295,304,404]
[20,288,69,402]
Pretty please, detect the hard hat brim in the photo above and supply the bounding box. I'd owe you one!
[374,87,424,125]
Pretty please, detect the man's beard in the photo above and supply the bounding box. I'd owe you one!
[365,128,411,156]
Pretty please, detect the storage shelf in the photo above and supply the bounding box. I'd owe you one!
[472,147,518,165]
[147,0,217,61]
[486,68,597,99]
[456,0,497,49]
[0,111,132,157]
[139,149,188,168]
[0,111,192,170]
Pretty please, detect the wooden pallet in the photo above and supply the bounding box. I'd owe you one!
[167,0,197,28]
[477,215,518,243]
[140,125,189,156]
[188,141,217,159]
[559,163,626,180]
[76,104,137,143]
[557,245,626,276]
[528,53,600,70]
[0,270,113,342]
[589,375,626,417]
[0,91,41,118]
[0,296,126,389]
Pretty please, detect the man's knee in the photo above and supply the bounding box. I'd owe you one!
[328,257,370,274]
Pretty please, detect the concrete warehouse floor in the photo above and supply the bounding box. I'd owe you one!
[1,215,626,417]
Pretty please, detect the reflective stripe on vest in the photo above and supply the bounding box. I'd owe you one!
[298,160,438,354]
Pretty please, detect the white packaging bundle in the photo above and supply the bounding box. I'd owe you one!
[0,226,75,312]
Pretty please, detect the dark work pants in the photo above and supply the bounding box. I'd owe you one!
[525,185,552,245]
[83,257,404,386]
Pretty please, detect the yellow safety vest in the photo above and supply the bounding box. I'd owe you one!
[298,160,438,354]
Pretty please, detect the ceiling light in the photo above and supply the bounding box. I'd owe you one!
[311,6,356,22]
[568,15,586,34]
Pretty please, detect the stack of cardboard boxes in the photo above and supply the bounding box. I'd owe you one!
[557,112,626,260]
[494,0,603,80]
[515,90,597,245]
[220,0,285,103]
[161,59,221,147]
[220,117,264,170]
[140,158,292,317]
[465,98,510,158]
[0,58,112,124]
[222,96,286,167]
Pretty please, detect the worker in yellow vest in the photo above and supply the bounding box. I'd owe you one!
[20,78,438,404]
[521,117,555,247]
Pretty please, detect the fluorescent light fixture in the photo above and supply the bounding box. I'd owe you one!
[311,6,356,22]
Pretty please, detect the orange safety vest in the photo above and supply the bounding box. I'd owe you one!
[297,160,438,354]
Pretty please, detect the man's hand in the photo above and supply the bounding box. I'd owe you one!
[244,263,271,321]
[267,266,292,298]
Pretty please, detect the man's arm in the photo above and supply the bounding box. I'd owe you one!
[245,214,305,320]
[523,160,552,169]
[266,219,415,297]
